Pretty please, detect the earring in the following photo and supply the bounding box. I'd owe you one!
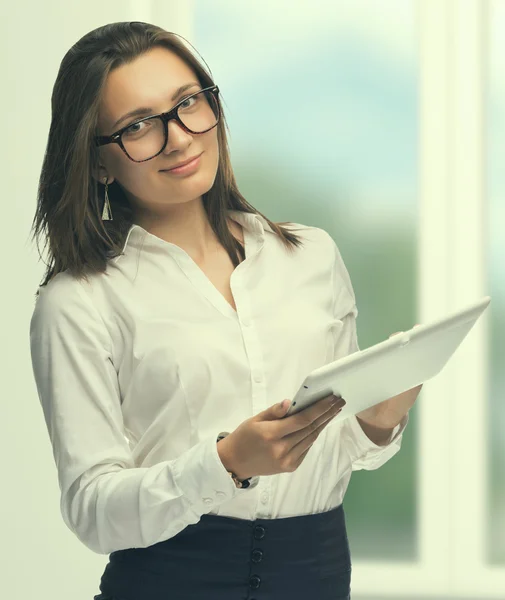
[102,177,113,221]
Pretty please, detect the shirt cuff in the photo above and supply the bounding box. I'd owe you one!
[341,412,410,471]
[171,435,258,514]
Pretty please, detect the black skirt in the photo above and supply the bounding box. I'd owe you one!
[93,502,352,600]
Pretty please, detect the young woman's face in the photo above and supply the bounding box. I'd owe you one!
[96,47,219,216]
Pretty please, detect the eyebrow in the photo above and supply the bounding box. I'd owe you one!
[110,82,201,130]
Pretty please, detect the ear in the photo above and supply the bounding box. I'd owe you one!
[91,165,115,186]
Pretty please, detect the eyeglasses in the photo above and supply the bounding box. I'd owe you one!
[94,85,221,163]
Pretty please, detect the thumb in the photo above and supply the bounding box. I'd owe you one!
[274,399,292,416]
[254,399,291,421]
[279,399,291,412]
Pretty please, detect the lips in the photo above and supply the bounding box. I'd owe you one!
[161,153,202,171]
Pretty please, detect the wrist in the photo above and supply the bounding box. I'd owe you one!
[216,434,250,481]
[357,406,403,430]
[216,434,233,471]
[355,415,396,446]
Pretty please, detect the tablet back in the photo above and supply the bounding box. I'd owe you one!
[287,295,491,420]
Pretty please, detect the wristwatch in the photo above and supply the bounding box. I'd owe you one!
[217,431,252,489]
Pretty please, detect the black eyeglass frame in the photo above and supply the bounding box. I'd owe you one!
[94,85,220,163]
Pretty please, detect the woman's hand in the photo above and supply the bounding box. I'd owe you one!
[217,394,346,481]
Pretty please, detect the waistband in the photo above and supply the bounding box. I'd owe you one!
[94,503,352,600]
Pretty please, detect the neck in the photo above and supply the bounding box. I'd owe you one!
[132,197,226,261]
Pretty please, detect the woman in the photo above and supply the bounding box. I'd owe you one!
[29,21,409,600]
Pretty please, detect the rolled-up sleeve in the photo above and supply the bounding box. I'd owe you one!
[328,233,409,471]
[29,275,256,555]
[342,411,409,471]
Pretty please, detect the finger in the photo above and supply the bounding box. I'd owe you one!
[278,397,344,439]
[390,324,422,339]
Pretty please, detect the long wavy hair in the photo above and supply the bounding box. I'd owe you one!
[30,21,306,298]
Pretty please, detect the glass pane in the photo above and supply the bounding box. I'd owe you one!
[487,0,505,566]
[194,0,418,560]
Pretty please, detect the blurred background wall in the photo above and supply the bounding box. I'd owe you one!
[2,0,503,598]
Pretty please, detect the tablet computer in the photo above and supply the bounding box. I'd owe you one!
[284,295,491,421]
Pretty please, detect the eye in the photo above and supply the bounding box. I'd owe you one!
[178,95,198,109]
[124,119,150,137]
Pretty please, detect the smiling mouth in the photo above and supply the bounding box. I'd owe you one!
[160,152,203,172]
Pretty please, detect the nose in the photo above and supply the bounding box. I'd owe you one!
[162,119,193,153]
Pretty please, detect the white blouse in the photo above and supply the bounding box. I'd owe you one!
[29,209,408,555]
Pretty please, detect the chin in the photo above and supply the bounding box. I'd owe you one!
[173,173,217,203]
[190,162,219,194]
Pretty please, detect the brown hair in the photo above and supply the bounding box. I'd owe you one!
[30,21,306,298]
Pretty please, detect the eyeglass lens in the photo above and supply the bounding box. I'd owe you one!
[121,89,219,161]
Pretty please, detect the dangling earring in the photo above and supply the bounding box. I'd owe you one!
[102,177,113,221]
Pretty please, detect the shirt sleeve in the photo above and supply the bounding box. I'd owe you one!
[328,233,409,471]
[29,275,257,556]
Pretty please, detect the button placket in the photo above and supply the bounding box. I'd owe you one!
[247,524,266,594]
[237,286,271,516]
[237,295,265,420]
